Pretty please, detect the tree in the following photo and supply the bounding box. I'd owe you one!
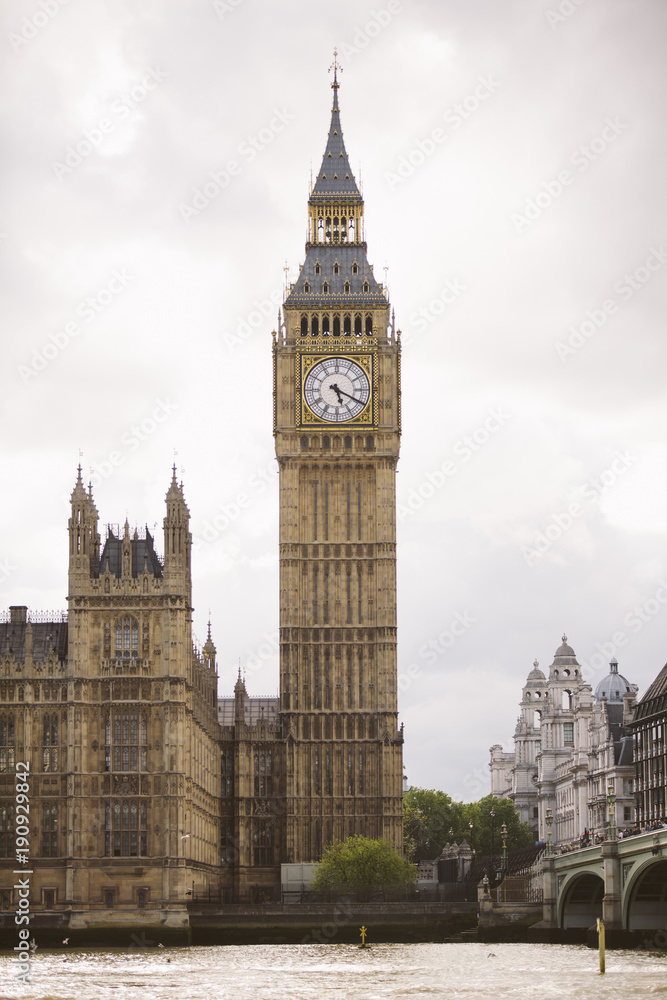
[403,787,455,861]
[451,795,534,858]
[311,835,418,895]
[403,789,534,862]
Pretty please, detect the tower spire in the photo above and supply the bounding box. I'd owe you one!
[329,48,341,110]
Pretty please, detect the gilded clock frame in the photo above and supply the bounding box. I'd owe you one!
[296,340,377,428]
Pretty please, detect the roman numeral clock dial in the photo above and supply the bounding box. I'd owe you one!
[301,356,372,424]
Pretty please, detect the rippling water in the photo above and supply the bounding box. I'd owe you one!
[1,942,666,1000]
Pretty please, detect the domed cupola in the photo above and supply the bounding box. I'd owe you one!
[548,634,580,680]
[595,658,633,703]
[526,659,546,685]
[522,659,546,702]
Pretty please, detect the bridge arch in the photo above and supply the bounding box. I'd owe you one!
[559,872,604,928]
[624,859,667,930]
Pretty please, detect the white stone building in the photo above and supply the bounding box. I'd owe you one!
[490,636,637,848]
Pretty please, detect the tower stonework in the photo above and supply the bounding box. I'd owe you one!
[274,67,404,863]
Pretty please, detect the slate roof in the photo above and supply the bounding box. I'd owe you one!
[311,82,361,201]
[633,661,667,721]
[97,528,163,578]
[285,244,387,310]
[0,620,68,661]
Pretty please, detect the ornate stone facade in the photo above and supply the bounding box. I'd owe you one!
[0,69,404,918]
[490,637,637,848]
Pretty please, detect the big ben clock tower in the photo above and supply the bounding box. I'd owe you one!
[274,57,404,863]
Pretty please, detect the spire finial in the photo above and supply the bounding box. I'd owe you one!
[562,633,567,644]
[329,48,341,109]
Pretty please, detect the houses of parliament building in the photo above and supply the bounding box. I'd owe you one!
[0,66,405,927]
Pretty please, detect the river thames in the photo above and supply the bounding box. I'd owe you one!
[1,942,666,1000]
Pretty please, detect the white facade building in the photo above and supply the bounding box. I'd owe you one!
[490,636,637,848]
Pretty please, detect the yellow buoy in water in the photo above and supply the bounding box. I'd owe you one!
[597,917,605,975]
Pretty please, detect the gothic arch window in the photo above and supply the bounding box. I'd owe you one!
[0,804,14,857]
[301,436,309,451]
[221,752,234,797]
[333,315,340,336]
[105,709,148,772]
[325,217,331,242]
[311,316,319,336]
[115,617,138,661]
[344,281,350,294]
[0,715,15,773]
[365,436,374,451]
[323,436,330,450]
[322,315,330,335]
[365,315,373,335]
[363,280,370,293]
[343,314,351,334]
[322,281,329,294]
[42,804,58,857]
[352,261,359,274]
[314,262,321,275]
[318,218,324,242]
[104,799,147,857]
[344,435,352,450]
[341,218,347,242]
[333,262,339,275]
[252,820,273,865]
[42,713,57,773]
[300,316,308,336]
[254,751,272,796]
[354,314,362,336]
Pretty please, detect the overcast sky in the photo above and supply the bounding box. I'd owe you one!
[2,0,666,800]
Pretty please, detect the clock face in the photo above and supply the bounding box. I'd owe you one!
[303,357,371,423]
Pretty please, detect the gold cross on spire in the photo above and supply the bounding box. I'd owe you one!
[329,48,341,87]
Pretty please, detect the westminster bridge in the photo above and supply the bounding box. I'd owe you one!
[539,826,667,933]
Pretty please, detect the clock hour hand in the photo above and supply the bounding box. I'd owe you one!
[329,383,359,403]
[328,383,344,404]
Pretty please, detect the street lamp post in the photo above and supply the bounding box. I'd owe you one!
[468,821,474,853]
[607,782,617,841]
[501,822,508,869]
[545,808,554,857]
[490,808,496,871]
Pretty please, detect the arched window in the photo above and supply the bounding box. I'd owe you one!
[343,315,351,334]
[300,316,308,336]
[323,436,330,450]
[105,710,147,772]
[314,263,321,275]
[42,804,58,857]
[300,436,308,450]
[311,316,319,336]
[344,436,352,450]
[322,281,329,294]
[104,798,147,857]
[333,315,340,336]
[333,262,339,275]
[42,714,57,773]
[322,315,330,335]
[0,804,14,858]
[354,314,362,336]
[365,315,373,335]
[363,281,370,293]
[115,617,138,660]
[0,715,15,773]
[352,261,358,274]
[365,436,374,451]
[303,281,310,293]
[344,281,350,294]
